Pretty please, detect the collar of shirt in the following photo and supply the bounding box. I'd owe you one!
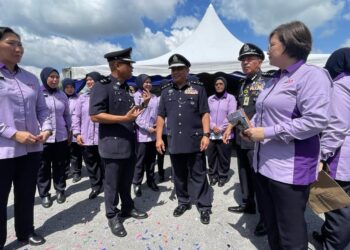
[213,91,228,100]
[246,69,262,83]
[172,81,189,90]
[333,72,349,81]
[275,60,305,79]
[0,62,20,74]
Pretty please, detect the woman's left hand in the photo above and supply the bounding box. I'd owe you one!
[36,131,52,143]
[244,127,265,142]
[142,89,151,105]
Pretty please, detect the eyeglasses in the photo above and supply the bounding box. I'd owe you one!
[3,39,23,47]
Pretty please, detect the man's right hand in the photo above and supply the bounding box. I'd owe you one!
[12,131,38,144]
[125,106,143,122]
[156,139,165,154]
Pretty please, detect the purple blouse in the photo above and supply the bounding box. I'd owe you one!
[0,64,52,159]
[252,61,332,185]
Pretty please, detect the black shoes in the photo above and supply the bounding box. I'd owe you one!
[120,208,148,219]
[173,204,191,217]
[148,182,159,192]
[159,174,165,183]
[209,177,218,186]
[56,192,66,204]
[218,178,227,187]
[200,211,210,224]
[312,231,324,243]
[72,174,81,183]
[41,195,52,208]
[254,219,267,236]
[89,188,101,199]
[133,184,142,197]
[18,232,46,246]
[228,204,256,214]
[108,216,127,237]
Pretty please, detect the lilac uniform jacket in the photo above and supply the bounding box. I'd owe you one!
[252,61,332,185]
[42,87,71,143]
[0,64,52,159]
[71,92,99,146]
[208,92,237,140]
[320,73,350,181]
[68,96,79,143]
[134,91,159,142]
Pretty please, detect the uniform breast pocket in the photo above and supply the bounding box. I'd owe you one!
[186,96,198,110]
[113,95,132,109]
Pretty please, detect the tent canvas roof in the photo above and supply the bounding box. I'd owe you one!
[63,4,329,79]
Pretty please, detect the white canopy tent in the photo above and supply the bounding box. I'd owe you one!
[63,4,329,79]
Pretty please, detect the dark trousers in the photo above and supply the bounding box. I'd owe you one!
[322,180,350,250]
[170,152,212,211]
[69,142,83,176]
[0,152,40,247]
[37,141,68,197]
[102,157,135,218]
[133,141,157,185]
[156,135,168,178]
[257,173,310,250]
[206,139,231,180]
[82,145,103,190]
[236,147,256,206]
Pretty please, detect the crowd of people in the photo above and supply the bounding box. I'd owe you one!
[1,20,350,250]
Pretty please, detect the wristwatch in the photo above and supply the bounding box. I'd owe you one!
[141,102,148,108]
[203,132,210,138]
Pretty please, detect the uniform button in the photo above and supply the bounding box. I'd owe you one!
[118,98,122,101]
[178,113,182,116]
[179,105,182,108]
[114,137,117,139]
[179,97,182,100]
[178,122,182,126]
[179,131,182,134]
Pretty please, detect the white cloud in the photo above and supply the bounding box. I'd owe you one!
[132,28,169,60]
[133,16,199,60]
[0,0,182,39]
[341,38,350,47]
[216,0,345,35]
[0,0,184,69]
[18,27,122,69]
[172,16,199,29]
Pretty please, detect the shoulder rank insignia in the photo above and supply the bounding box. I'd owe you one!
[100,76,111,84]
[262,70,277,78]
[189,80,203,86]
[161,82,172,90]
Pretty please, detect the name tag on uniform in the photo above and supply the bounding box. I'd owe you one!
[243,97,250,106]
[184,86,198,95]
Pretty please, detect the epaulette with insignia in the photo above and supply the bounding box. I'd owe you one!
[262,70,277,78]
[161,82,172,90]
[100,76,111,84]
[189,80,203,86]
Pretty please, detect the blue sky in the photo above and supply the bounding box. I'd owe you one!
[1,0,349,71]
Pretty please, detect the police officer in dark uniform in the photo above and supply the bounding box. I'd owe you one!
[223,43,268,236]
[89,48,149,237]
[156,54,212,224]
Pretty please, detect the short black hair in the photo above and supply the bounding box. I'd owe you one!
[0,27,20,40]
[269,21,312,61]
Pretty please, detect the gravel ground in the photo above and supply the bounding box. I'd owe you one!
[5,155,324,250]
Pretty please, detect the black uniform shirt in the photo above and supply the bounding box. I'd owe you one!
[89,75,136,159]
[158,80,209,154]
[236,71,267,149]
